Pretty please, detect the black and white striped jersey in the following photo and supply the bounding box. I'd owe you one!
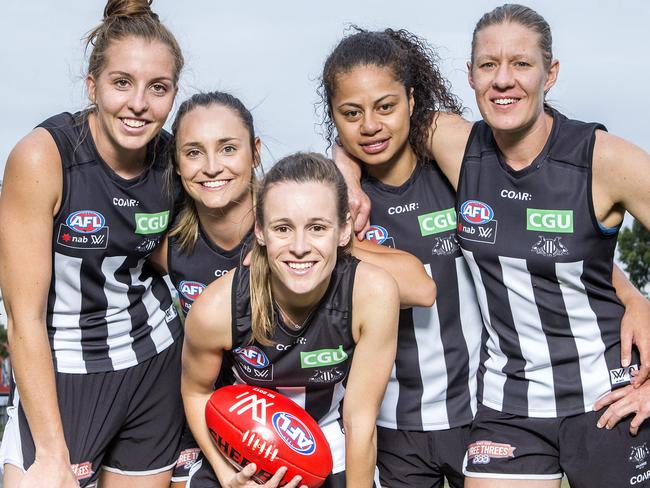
[227,254,358,428]
[168,226,251,315]
[457,108,629,418]
[42,112,182,374]
[362,163,483,431]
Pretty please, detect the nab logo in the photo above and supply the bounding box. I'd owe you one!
[179,280,206,301]
[272,412,316,455]
[234,346,270,369]
[66,210,106,234]
[460,200,494,225]
[366,225,389,245]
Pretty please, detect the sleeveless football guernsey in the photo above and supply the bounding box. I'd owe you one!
[41,111,181,374]
[362,163,483,430]
[168,227,251,315]
[456,107,628,418]
[228,254,358,427]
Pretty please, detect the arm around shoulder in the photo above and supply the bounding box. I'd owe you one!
[428,112,472,190]
[352,238,436,307]
[592,130,650,229]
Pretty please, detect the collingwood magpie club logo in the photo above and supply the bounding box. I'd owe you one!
[629,444,649,470]
[431,234,459,256]
[308,368,345,383]
[531,236,568,257]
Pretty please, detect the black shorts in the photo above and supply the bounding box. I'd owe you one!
[464,404,650,488]
[0,340,184,487]
[171,423,201,483]
[376,425,469,488]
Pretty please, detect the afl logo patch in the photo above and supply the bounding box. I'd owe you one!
[179,280,206,301]
[272,412,316,455]
[365,225,389,245]
[460,201,494,225]
[233,346,270,369]
[66,210,106,234]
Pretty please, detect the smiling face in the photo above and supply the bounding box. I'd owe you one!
[468,22,558,137]
[256,181,351,306]
[175,104,259,216]
[86,36,177,168]
[331,64,416,184]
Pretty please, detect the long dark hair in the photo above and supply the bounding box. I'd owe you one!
[319,27,463,162]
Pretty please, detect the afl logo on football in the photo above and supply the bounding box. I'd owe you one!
[460,200,494,225]
[179,280,206,301]
[272,412,316,455]
[365,225,389,245]
[66,210,106,234]
[233,346,270,369]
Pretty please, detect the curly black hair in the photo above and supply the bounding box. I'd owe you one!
[318,27,463,162]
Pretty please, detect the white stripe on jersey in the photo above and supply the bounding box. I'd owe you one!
[103,256,138,369]
[462,250,508,412]
[556,261,609,410]
[456,256,482,418]
[412,264,449,429]
[51,252,86,372]
[131,258,174,353]
[500,256,557,416]
[318,381,345,427]
[377,364,399,429]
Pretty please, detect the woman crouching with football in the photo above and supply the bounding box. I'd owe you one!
[181,152,400,488]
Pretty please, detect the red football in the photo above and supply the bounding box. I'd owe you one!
[205,384,333,487]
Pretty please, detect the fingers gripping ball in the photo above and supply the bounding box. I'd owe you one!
[206,385,333,487]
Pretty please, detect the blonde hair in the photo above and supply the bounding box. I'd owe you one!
[250,152,351,345]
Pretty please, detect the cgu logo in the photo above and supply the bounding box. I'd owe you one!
[135,211,170,235]
[365,225,389,245]
[418,208,456,236]
[300,345,348,368]
[234,346,270,369]
[272,412,315,455]
[460,200,494,225]
[66,210,105,234]
[179,281,206,301]
[526,209,573,233]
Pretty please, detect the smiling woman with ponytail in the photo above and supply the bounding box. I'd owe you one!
[0,1,185,487]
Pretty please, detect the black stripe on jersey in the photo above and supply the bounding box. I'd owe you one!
[479,262,529,414]
[79,259,112,372]
[394,310,424,430]
[529,261,584,416]
[582,273,631,386]
[125,259,157,363]
[305,386,330,422]
[476,325,490,405]
[47,273,59,371]
[437,274,474,423]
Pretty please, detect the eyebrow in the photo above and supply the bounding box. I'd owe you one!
[337,93,400,110]
[180,137,241,149]
[106,71,174,83]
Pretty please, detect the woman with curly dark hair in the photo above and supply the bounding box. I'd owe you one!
[319,27,483,488]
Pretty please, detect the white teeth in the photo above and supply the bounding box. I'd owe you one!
[122,118,146,128]
[494,98,517,105]
[287,262,314,270]
[202,180,228,188]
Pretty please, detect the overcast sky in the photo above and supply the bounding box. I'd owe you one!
[1,1,648,178]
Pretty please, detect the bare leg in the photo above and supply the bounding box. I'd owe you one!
[99,468,173,488]
[465,477,561,488]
